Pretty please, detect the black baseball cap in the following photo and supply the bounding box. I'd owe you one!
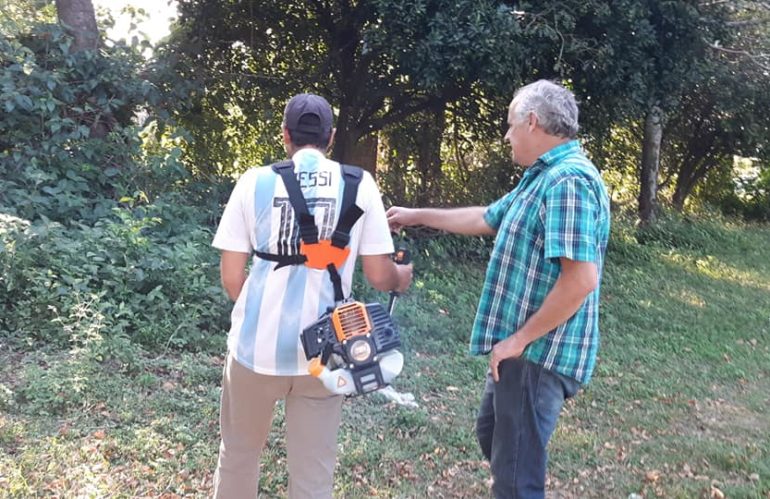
[283,93,334,145]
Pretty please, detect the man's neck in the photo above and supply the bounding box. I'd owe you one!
[536,136,572,158]
[525,136,572,167]
[287,145,325,157]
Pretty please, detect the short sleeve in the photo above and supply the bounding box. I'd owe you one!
[543,177,598,262]
[356,172,395,255]
[212,172,254,253]
[484,191,515,231]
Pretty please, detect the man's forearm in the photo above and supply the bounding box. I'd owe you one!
[220,251,251,301]
[223,273,247,301]
[361,254,413,293]
[515,263,597,345]
[489,260,598,381]
[414,207,495,235]
[516,282,588,345]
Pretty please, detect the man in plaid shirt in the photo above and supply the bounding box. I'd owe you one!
[387,80,610,498]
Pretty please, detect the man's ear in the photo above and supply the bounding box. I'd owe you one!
[282,126,292,145]
[327,128,336,152]
[528,112,538,132]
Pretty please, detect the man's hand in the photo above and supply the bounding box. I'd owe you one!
[361,254,413,293]
[394,263,413,293]
[489,334,529,382]
[386,206,419,232]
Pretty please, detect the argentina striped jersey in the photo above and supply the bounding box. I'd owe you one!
[212,149,394,375]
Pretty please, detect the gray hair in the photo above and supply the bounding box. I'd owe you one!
[511,80,579,139]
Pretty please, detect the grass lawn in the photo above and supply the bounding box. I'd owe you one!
[1,214,769,498]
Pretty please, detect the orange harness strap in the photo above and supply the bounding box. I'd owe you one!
[300,240,351,270]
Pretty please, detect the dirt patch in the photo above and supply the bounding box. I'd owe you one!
[428,459,491,498]
[674,379,770,445]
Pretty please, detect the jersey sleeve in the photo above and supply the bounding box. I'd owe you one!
[355,171,395,256]
[212,171,255,253]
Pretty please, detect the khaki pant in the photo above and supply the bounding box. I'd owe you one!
[213,354,343,499]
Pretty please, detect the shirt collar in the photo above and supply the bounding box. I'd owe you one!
[528,140,582,172]
[291,147,326,163]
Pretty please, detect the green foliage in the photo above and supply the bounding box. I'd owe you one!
[161,0,532,177]
[0,0,56,36]
[0,23,165,223]
[158,0,767,217]
[0,212,230,352]
[13,351,109,416]
[365,0,524,94]
[568,0,730,114]
[564,0,770,215]
[659,32,770,210]
[0,12,237,363]
[633,208,758,253]
[379,111,523,206]
[697,159,770,222]
[586,122,643,208]
[743,165,770,221]
[0,12,240,366]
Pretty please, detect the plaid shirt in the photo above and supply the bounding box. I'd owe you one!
[471,140,610,384]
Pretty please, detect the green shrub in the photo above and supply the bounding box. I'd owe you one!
[0,23,173,224]
[634,209,756,253]
[14,354,98,416]
[0,211,230,353]
[693,159,770,223]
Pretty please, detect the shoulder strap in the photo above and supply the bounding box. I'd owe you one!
[265,161,365,304]
[331,164,365,249]
[272,160,318,244]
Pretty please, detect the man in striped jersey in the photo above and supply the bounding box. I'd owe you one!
[211,93,413,498]
[387,80,610,499]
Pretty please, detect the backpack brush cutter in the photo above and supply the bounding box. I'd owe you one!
[300,248,411,396]
[254,159,409,397]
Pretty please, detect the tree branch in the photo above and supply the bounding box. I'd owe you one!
[706,40,770,70]
[365,97,435,132]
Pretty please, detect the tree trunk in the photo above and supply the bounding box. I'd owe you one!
[639,104,664,225]
[341,134,378,176]
[672,169,691,212]
[671,131,718,212]
[55,0,99,52]
[331,95,381,177]
[414,101,446,204]
[55,0,110,138]
[672,158,715,211]
[331,117,353,164]
[671,156,698,212]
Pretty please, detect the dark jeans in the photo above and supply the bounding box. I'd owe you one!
[476,357,580,499]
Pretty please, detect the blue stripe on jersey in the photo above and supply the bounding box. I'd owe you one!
[275,265,307,374]
[236,169,276,366]
[254,168,277,252]
[236,258,272,364]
